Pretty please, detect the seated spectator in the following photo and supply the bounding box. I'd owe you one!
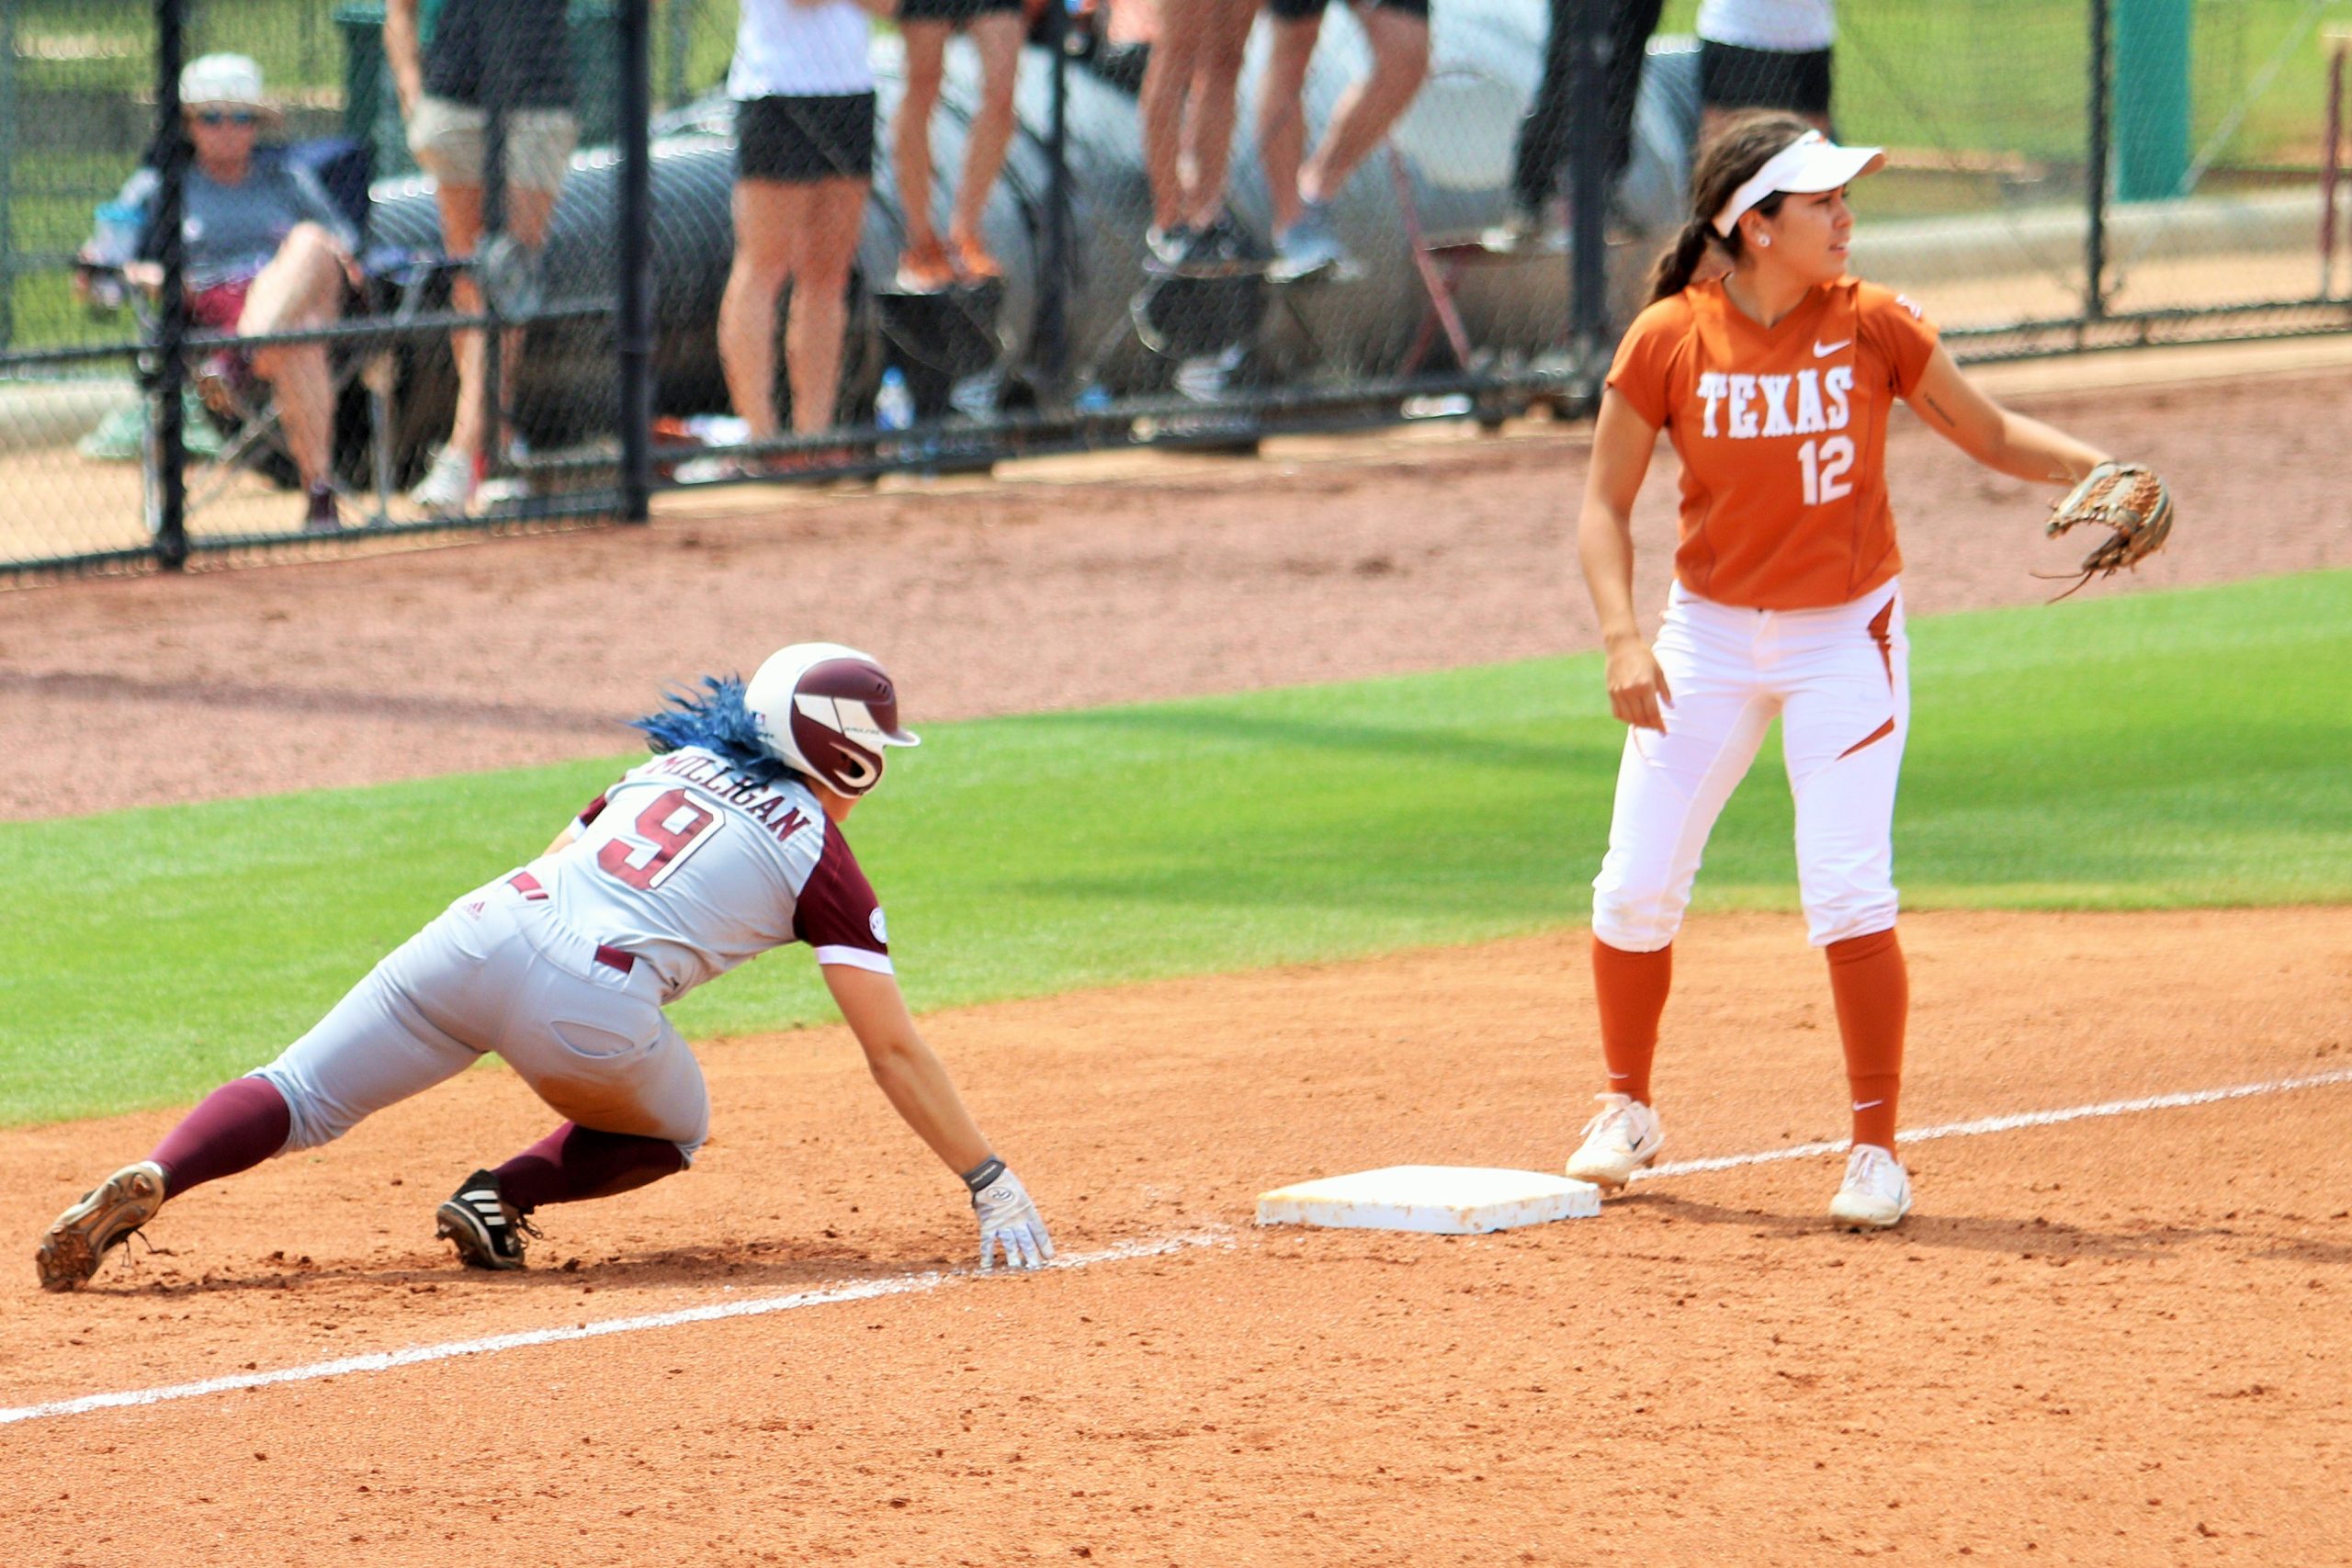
[891,0,1026,292]
[1138,0,1262,264]
[713,0,888,465]
[386,0,581,516]
[1490,0,1663,252]
[1255,0,1430,278]
[82,54,361,533]
[1699,0,1836,142]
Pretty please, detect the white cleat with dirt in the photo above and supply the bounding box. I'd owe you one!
[1566,1092,1664,1190]
[1829,1144,1913,1229]
[36,1160,167,1291]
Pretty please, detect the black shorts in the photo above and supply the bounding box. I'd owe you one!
[898,0,1022,20]
[1267,0,1429,23]
[1699,40,1834,117]
[735,93,876,184]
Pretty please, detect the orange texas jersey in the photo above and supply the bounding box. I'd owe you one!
[1606,276,1940,611]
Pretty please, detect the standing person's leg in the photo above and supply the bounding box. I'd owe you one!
[894,18,956,289]
[237,223,347,498]
[1603,0,1666,184]
[1295,1,1428,208]
[1508,0,1576,219]
[1255,2,1325,237]
[947,9,1028,278]
[718,177,800,443]
[1178,0,1261,230]
[781,176,874,437]
[1568,590,1774,1190]
[1140,0,1210,243]
[1779,584,1914,1227]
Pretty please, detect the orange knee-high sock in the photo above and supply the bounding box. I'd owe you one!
[1826,928,1908,1150]
[1591,937,1673,1105]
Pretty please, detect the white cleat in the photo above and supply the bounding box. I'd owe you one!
[1829,1144,1913,1230]
[1566,1092,1664,1190]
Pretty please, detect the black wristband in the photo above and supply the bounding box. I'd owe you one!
[960,1156,1007,1195]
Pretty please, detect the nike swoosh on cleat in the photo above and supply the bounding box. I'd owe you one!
[1813,339,1850,357]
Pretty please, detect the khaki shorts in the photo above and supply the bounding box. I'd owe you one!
[408,95,578,194]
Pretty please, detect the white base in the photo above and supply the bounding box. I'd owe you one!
[1255,1165,1602,1235]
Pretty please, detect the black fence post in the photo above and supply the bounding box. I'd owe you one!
[617,0,654,522]
[1566,0,1611,389]
[2086,0,2110,321]
[153,0,189,570]
[1031,1,1075,405]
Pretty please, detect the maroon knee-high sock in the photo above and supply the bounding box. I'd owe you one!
[493,1122,685,1213]
[146,1077,292,1199]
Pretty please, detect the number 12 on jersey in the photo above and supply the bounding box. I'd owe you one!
[1799,435,1855,506]
[597,787,724,891]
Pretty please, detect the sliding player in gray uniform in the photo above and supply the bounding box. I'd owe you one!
[37,644,1054,1291]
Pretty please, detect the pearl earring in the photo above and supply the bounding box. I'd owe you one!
[1756,234,1771,247]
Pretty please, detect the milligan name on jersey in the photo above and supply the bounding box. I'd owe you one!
[1693,366,1854,440]
[648,750,814,843]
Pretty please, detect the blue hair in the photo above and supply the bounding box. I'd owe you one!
[628,675,795,784]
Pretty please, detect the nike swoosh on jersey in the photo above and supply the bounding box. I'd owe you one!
[1813,339,1851,357]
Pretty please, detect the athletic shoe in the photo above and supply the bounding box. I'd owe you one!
[896,239,956,294]
[1272,201,1348,281]
[1145,224,1194,268]
[406,445,478,517]
[1565,1092,1664,1190]
[435,1168,534,1270]
[947,231,1003,283]
[37,1160,167,1292]
[1828,1144,1913,1230]
[1481,202,1546,254]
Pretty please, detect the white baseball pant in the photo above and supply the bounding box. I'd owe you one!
[1591,578,1909,953]
[253,875,711,1158]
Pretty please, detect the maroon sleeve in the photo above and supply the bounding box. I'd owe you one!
[793,818,892,967]
[576,791,611,829]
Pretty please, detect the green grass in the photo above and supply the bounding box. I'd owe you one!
[1,570,2346,1129]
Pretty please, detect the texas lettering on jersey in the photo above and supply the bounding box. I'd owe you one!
[1605,276,1940,610]
[1691,365,1852,439]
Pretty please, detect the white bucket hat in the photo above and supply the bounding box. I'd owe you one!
[1713,130,1887,237]
[180,53,282,127]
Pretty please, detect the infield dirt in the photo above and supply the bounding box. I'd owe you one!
[4,355,2350,1564]
[4,908,2349,1564]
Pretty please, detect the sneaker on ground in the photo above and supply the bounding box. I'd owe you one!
[947,231,1003,283]
[303,482,343,534]
[435,1168,533,1270]
[896,239,956,294]
[1273,201,1349,280]
[1828,1144,1913,1229]
[1145,223,1194,268]
[407,445,478,516]
[1565,1091,1665,1190]
[1481,202,1546,254]
[37,1160,167,1292]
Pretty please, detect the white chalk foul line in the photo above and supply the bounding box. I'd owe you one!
[1633,1066,2352,1182]
[0,1230,1229,1428]
[12,1067,2350,1428]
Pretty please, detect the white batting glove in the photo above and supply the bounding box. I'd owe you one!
[963,1157,1055,1272]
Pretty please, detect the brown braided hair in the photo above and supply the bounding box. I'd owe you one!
[1646,111,1815,304]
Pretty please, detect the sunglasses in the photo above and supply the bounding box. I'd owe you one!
[193,110,259,128]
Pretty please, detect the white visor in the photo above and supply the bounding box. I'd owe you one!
[1712,130,1888,237]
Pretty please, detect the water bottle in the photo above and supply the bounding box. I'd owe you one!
[91,201,142,267]
[876,367,915,434]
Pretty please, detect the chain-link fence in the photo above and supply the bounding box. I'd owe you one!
[7,0,2352,578]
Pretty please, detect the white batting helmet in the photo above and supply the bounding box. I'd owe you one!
[742,642,920,797]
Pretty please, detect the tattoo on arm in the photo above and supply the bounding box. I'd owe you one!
[1921,395,1955,426]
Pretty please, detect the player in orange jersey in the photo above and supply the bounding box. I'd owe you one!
[1564,113,2125,1227]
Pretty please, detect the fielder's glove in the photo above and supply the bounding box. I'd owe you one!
[963,1156,1055,1272]
[2041,459,2175,601]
